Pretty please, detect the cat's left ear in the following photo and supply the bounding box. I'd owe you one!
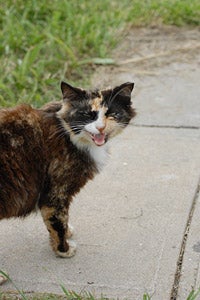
[103,82,134,105]
[61,81,86,102]
[113,82,134,102]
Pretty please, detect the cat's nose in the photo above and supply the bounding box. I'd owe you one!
[96,125,105,133]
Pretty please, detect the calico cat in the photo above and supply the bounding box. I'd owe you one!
[0,81,135,258]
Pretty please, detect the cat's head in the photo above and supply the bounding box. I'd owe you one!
[57,81,135,149]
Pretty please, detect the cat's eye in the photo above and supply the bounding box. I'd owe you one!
[80,111,97,120]
[107,112,122,119]
[114,112,122,118]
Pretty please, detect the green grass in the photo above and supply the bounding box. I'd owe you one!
[126,0,200,27]
[0,0,199,107]
[0,0,126,107]
[1,271,200,300]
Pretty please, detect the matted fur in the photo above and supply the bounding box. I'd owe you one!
[0,81,135,257]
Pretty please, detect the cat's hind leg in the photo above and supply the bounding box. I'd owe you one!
[40,206,76,258]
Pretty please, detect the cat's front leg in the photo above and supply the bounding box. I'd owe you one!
[67,223,74,238]
[40,206,76,258]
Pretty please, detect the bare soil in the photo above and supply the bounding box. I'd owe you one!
[92,26,200,87]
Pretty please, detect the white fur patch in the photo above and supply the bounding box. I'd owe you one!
[85,108,106,134]
[58,107,110,170]
[56,240,76,258]
[67,223,74,238]
[89,144,109,171]
[70,132,109,170]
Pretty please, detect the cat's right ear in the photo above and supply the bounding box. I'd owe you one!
[61,81,85,102]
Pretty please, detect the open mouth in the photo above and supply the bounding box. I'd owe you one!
[90,132,106,146]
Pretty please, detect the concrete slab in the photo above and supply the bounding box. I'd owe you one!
[1,126,200,300]
[131,61,200,128]
[93,57,200,129]
[178,193,200,300]
[92,28,200,129]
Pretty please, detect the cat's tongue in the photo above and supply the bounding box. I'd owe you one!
[92,133,106,146]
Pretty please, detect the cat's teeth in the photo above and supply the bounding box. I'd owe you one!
[92,133,106,146]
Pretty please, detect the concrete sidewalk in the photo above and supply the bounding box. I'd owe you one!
[1,27,200,299]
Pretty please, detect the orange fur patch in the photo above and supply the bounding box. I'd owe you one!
[91,97,103,111]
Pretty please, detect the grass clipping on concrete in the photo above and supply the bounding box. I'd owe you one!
[0,0,200,107]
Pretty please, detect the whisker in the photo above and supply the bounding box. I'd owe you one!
[70,126,84,132]
[70,124,84,128]
[54,127,82,139]
[70,121,85,125]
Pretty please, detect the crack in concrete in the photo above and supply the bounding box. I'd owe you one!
[133,124,200,130]
[194,257,200,291]
[170,178,200,300]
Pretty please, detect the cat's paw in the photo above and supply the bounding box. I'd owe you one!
[56,240,76,258]
[0,275,7,285]
[66,224,74,238]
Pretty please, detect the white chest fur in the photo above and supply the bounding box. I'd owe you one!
[89,144,109,171]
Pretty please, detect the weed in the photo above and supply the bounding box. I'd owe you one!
[0,270,27,300]
[1,270,200,300]
[186,288,200,300]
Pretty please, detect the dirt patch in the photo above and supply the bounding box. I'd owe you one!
[92,26,200,87]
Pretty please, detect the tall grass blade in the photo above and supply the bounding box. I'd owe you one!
[45,32,77,63]
[60,285,81,299]
[143,294,151,300]
[187,287,200,300]
[0,270,28,300]
[60,284,70,296]
[19,44,42,78]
